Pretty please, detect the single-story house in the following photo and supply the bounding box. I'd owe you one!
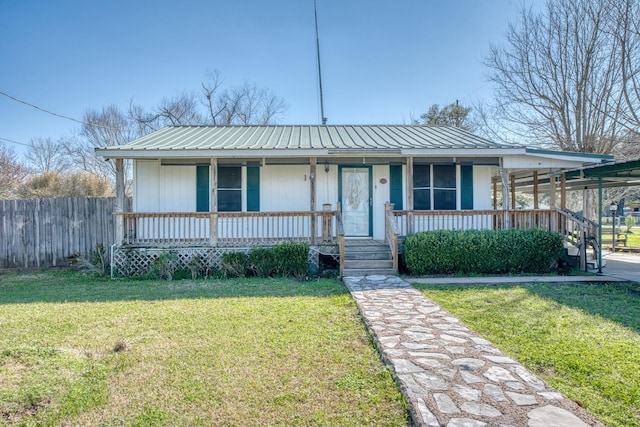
[95,125,612,277]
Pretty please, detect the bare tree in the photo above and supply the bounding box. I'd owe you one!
[484,0,634,155]
[25,137,69,173]
[131,70,288,130]
[201,71,287,125]
[0,143,30,199]
[64,105,137,194]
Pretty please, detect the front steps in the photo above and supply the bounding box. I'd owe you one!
[565,244,606,270]
[342,240,396,276]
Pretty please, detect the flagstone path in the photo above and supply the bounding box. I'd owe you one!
[343,275,605,427]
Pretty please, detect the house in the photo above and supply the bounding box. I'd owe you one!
[95,125,612,277]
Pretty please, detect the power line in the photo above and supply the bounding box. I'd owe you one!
[0,90,128,131]
[0,136,30,147]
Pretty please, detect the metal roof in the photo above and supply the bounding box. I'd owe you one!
[95,125,522,157]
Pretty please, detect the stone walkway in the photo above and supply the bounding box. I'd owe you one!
[343,275,605,427]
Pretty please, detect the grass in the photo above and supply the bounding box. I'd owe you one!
[0,271,408,426]
[414,281,640,427]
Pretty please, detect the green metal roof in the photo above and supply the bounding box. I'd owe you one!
[96,125,521,156]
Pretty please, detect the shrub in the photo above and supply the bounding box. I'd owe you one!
[221,252,249,278]
[271,242,309,278]
[625,215,636,233]
[404,229,564,275]
[248,247,276,277]
[151,252,179,280]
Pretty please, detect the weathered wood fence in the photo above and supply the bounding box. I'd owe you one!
[0,197,131,270]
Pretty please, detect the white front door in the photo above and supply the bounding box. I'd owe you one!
[340,167,371,237]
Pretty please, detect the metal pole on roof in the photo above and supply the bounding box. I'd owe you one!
[314,0,327,125]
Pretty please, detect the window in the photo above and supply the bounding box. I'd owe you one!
[433,165,456,210]
[413,165,431,210]
[412,164,457,210]
[218,166,241,212]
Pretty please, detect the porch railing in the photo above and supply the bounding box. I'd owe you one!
[390,209,559,235]
[117,211,339,247]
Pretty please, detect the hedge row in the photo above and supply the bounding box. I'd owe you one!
[403,229,564,275]
[221,242,310,279]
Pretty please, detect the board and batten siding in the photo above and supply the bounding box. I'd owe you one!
[0,197,128,270]
[134,160,197,212]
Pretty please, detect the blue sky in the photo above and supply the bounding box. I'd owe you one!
[0,0,531,154]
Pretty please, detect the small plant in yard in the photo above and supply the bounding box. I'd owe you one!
[187,254,205,279]
[151,251,179,280]
[625,214,636,233]
[91,244,108,277]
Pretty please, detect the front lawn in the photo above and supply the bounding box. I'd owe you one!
[0,272,408,426]
[414,281,640,427]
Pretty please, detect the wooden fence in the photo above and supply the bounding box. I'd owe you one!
[0,197,131,270]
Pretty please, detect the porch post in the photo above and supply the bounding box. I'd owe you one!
[406,157,414,234]
[533,171,539,209]
[560,172,567,210]
[549,173,557,232]
[310,157,317,245]
[510,174,516,209]
[210,158,218,246]
[115,158,125,245]
[499,166,509,229]
[493,180,498,210]
[597,177,603,273]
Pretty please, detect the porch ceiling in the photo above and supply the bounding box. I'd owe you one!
[514,158,640,192]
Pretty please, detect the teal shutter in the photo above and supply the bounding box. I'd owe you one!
[246,166,260,212]
[461,165,473,210]
[389,165,403,210]
[196,165,209,212]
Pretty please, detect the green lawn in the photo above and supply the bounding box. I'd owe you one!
[0,272,408,426]
[414,281,640,427]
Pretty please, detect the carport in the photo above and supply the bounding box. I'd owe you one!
[506,158,640,272]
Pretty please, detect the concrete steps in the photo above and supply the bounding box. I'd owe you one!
[342,240,396,276]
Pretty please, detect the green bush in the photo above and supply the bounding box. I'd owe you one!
[248,247,276,277]
[221,252,249,278]
[404,229,564,275]
[271,242,309,278]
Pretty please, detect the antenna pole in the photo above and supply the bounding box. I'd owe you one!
[314,0,327,125]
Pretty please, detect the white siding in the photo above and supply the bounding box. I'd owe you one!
[134,160,196,212]
[372,165,389,240]
[473,166,493,210]
[261,165,311,211]
[316,165,339,210]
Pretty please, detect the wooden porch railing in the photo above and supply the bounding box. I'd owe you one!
[390,209,560,235]
[117,211,340,247]
[336,206,345,278]
[557,208,600,271]
[385,203,399,272]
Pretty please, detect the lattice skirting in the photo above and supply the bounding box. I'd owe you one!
[110,244,338,278]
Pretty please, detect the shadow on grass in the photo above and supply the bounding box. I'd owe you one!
[415,281,640,333]
[0,270,348,305]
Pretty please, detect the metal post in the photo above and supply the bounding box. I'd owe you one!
[598,177,603,273]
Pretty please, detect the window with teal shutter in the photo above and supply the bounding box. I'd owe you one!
[246,166,260,212]
[461,164,473,209]
[196,165,209,212]
[389,165,403,210]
